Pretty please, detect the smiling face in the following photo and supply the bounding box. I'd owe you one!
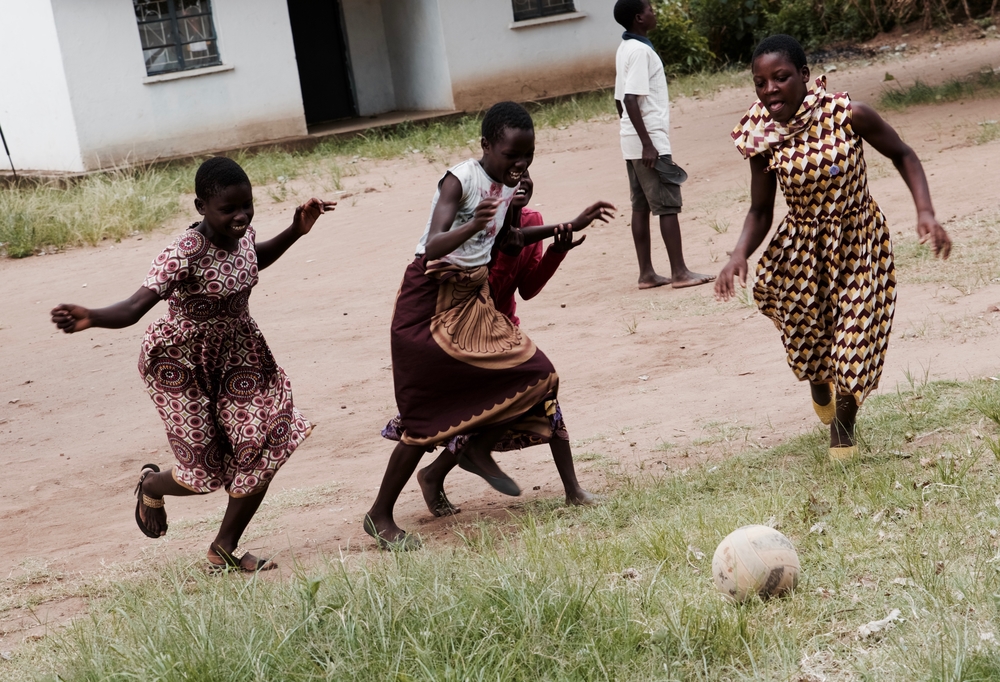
[752,52,810,123]
[195,183,254,248]
[481,127,535,187]
[510,171,533,210]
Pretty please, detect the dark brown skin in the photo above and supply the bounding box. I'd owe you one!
[50,186,335,570]
[364,126,614,547]
[714,52,952,448]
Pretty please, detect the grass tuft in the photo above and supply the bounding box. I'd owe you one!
[879,67,1000,110]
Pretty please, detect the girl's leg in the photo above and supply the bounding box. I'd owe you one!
[417,449,461,516]
[810,382,833,407]
[549,436,597,505]
[140,469,202,537]
[456,424,520,496]
[831,393,859,448]
[208,489,271,570]
[365,442,428,545]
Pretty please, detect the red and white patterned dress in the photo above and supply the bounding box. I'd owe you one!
[139,225,310,496]
[732,77,896,406]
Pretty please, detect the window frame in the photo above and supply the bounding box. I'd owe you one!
[133,0,222,77]
[511,0,577,23]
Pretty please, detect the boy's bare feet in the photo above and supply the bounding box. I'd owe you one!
[566,489,599,506]
[670,270,716,289]
[363,513,422,550]
[457,436,520,497]
[638,273,671,289]
[416,467,461,516]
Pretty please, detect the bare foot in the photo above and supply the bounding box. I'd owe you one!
[363,513,422,551]
[416,467,461,517]
[457,438,520,497]
[638,273,671,290]
[566,489,600,506]
[670,270,716,289]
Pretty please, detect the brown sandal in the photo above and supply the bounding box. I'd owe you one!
[134,463,165,538]
[208,545,277,573]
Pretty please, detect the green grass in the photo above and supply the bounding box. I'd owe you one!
[0,71,753,259]
[879,67,1000,110]
[8,376,1000,680]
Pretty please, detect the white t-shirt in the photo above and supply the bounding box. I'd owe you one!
[615,39,671,159]
[414,159,516,268]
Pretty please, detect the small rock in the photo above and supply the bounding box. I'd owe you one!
[934,42,943,49]
[895,43,908,51]
[638,375,649,381]
[340,405,347,409]
[532,485,540,490]
[0,651,10,661]
[824,64,837,72]
[884,72,895,81]
[560,303,566,308]
[879,44,892,51]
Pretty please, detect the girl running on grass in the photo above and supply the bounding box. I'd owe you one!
[366,101,614,549]
[715,35,951,462]
[50,157,335,572]
[385,170,597,518]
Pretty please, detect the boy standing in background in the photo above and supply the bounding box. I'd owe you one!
[613,0,713,290]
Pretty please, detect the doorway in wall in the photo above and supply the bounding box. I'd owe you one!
[286,0,356,125]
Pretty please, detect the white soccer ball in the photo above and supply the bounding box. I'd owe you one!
[712,525,800,602]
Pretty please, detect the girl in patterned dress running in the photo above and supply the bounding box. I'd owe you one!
[50,157,336,572]
[365,102,614,549]
[715,35,951,462]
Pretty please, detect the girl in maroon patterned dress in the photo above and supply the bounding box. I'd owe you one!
[51,157,336,572]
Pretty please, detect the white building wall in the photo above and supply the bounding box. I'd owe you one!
[380,0,454,111]
[341,0,396,116]
[436,0,619,111]
[48,0,308,170]
[0,0,84,172]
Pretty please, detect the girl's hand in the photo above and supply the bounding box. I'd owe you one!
[498,226,525,256]
[472,198,501,229]
[570,201,616,231]
[51,304,92,334]
[551,223,586,253]
[292,198,337,235]
[917,211,951,259]
[714,256,749,301]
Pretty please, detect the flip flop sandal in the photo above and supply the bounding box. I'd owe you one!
[134,463,165,539]
[812,383,836,425]
[456,452,521,497]
[430,490,461,518]
[829,445,857,463]
[208,545,277,573]
[363,515,422,551]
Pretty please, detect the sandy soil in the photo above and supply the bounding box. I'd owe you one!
[2,35,999,648]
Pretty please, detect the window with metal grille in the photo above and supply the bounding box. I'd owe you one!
[133,0,221,76]
[511,0,576,22]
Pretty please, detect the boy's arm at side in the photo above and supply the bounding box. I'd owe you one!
[622,94,657,168]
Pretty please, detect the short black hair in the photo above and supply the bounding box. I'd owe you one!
[751,34,808,71]
[481,101,534,145]
[194,156,251,201]
[614,0,648,30]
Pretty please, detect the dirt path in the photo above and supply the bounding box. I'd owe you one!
[2,36,999,647]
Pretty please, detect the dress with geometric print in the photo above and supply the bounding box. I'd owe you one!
[139,224,310,496]
[732,77,896,406]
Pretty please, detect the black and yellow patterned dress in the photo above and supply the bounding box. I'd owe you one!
[732,77,896,406]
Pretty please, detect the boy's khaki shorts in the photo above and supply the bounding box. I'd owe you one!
[626,155,688,216]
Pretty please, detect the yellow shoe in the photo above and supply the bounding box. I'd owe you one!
[829,445,857,462]
[812,383,836,425]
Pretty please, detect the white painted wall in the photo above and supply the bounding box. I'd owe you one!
[0,0,84,172]
[48,0,308,170]
[341,0,396,116]
[380,0,454,111]
[437,0,619,110]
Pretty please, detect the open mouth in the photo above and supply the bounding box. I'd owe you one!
[508,170,523,181]
[515,187,527,196]
[768,101,785,114]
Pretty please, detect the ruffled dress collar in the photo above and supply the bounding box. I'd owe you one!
[732,76,828,159]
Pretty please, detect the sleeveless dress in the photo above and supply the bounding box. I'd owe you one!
[732,77,896,406]
[139,225,311,496]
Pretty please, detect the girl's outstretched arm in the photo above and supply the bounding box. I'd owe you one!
[257,198,337,270]
[423,174,501,260]
[51,287,160,334]
[715,154,777,301]
[519,201,616,245]
[851,101,951,258]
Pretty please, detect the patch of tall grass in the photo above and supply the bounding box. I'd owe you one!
[9,376,1000,680]
[879,67,1000,110]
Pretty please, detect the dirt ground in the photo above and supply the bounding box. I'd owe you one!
[2,35,999,649]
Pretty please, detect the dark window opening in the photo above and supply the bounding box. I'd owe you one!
[134,0,222,76]
[512,0,576,22]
